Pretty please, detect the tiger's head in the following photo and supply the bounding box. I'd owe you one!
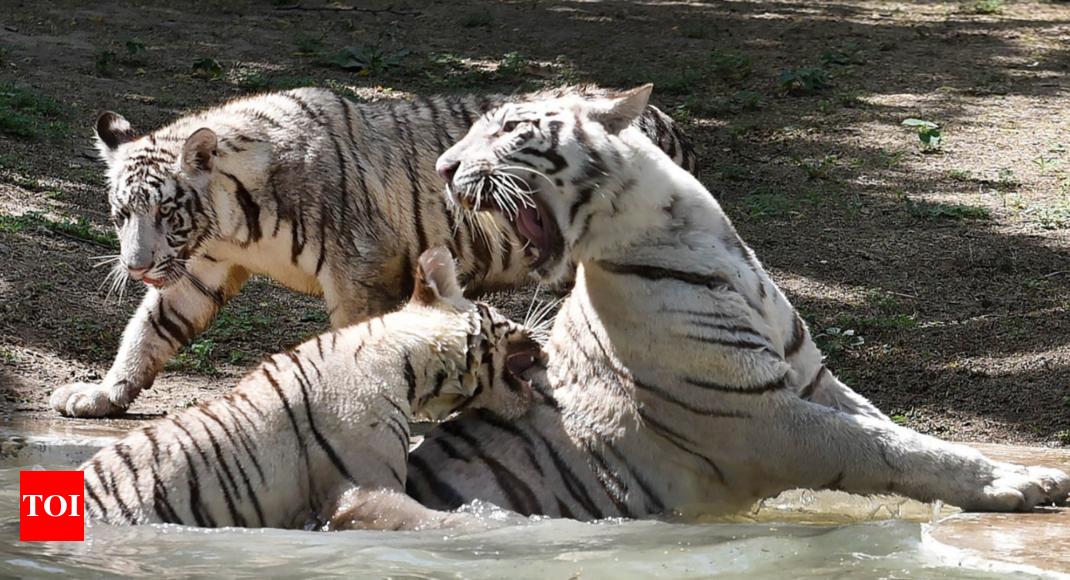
[436,84,653,284]
[409,247,548,420]
[95,112,218,288]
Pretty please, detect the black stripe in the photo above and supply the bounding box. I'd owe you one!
[784,313,808,358]
[201,406,266,526]
[287,352,359,485]
[596,261,731,290]
[598,434,665,514]
[632,376,753,418]
[472,409,543,476]
[441,420,543,516]
[190,414,247,526]
[683,374,790,395]
[143,428,184,524]
[173,420,228,527]
[403,356,417,404]
[157,302,190,346]
[638,409,727,486]
[92,457,137,524]
[530,429,604,519]
[148,309,180,346]
[221,171,262,243]
[83,477,108,520]
[406,454,468,509]
[799,366,828,400]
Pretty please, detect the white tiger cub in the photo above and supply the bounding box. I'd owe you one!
[409,85,1070,516]
[81,247,547,530]
[51,86,692,418]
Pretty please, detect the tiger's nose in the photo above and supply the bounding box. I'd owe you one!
[437,160,460,183]
[127,262,154,278]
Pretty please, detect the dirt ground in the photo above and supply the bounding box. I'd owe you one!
[0,0,1068,446]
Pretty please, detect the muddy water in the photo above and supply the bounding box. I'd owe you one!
[1,420,1066,579]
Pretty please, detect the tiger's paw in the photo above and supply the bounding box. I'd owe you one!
[964,464,1070,512]
[49,383,127,418]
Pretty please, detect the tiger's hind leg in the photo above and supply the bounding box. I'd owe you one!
[50,260,249,417]
[738,394,1070,512]
[324,488,480,532]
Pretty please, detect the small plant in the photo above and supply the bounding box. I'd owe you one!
[463,11,492,27]
[900,195,991,220]
[0,85,68,139]
[122,36,147,55]
[973,0,1005,14]
[902,118,943,150]
[293,34,325,57]
[997,167,1018,188]
[1024,203,1070,229]
[0,211,118,246]
[168,338,218,375]
[778,67,831,94]
[879,148,907,169]
[891,414,909,425]
[946,168,973,181]
[237,72,315,92]
[821,42,867,67]
[717,163,750,181]
[334,44,410,76]
[708,47,752,81]
[793,155,837,180]
[94,50,117,76]
[813,327,864,362]
[1032,156,1059,173]
[837,92,865,108]
[1057,430,1070,446]
[191,58,223,80]
[680,23,709,39]
[739,192,792,218]
[734,90,765,111]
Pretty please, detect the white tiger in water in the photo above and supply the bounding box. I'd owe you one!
[407,85,1070,516]
[51,86,693,418]
[82,247,548,530]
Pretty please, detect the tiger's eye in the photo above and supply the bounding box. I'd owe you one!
[501,120,520,133]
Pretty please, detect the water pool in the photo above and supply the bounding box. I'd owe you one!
[0,422,1064,580]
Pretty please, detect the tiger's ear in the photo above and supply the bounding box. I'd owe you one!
[181,127,218,175]
[95,112,138,163]
[589,83,653,135]
[412,246,465,307]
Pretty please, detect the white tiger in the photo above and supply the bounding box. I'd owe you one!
[82,247,547,530]
[407,84,1070,517]
[51,86,693,418]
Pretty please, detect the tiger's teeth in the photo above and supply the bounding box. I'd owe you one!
[530,247,541,260]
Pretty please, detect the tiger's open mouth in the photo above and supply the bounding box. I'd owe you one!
[453,181,565,275]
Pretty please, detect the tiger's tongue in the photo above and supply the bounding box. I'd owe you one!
[516,206,548,250]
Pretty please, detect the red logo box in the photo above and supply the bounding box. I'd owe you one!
[20,471,85,541]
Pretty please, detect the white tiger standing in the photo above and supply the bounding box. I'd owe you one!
[411,84,1070,515]
[51,87,692,418]
[82,247,546,530]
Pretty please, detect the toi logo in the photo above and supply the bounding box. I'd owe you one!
[20,471,85,541]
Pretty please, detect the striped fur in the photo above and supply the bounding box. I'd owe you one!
[409,85,1070,517]
[51,86,693,418]
[83,248,548,529]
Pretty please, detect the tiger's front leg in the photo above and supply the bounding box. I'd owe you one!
[740,394,1070,512]
[49,260,249,417]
